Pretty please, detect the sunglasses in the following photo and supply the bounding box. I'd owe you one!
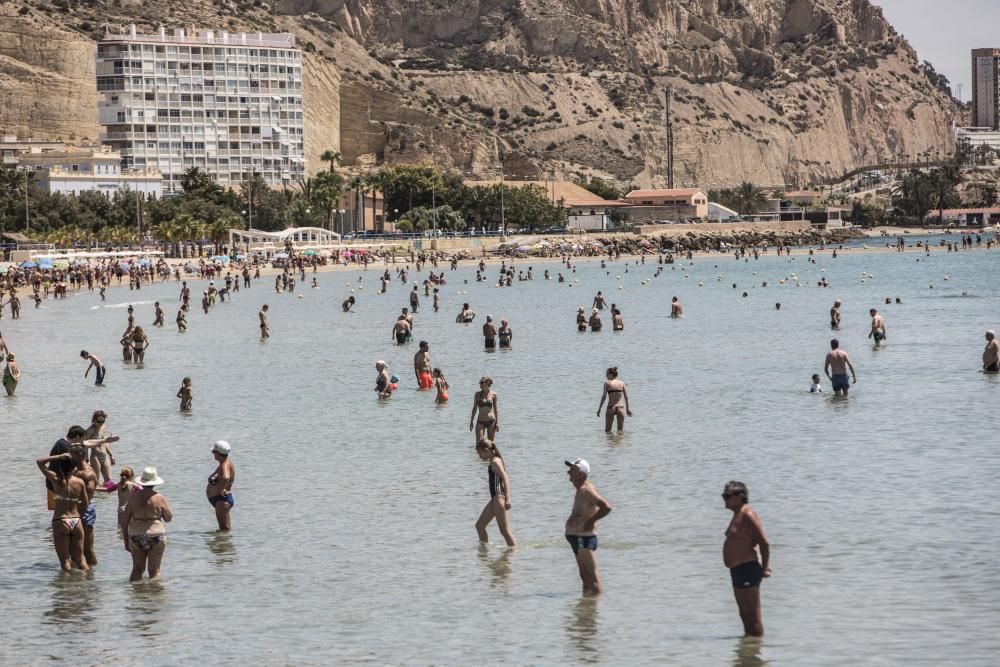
[721,492,742,499]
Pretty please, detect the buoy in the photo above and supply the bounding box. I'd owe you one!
[698,282,704,287]
[779,279,785,285]
[943,275,950,281]
[298,294,303,299]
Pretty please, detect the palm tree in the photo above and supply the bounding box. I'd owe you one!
[320,150,343,175]
[735,182,766,216]
[348,175,365,232]
[155,221,178,257]
[207,218,236,252]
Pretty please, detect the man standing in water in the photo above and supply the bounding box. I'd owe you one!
[409,285,420,313]
[722,480,770,637]
[71,443,100,566]
[671,296,683,317]
[984,330,999,372]
[830,300,841,330]
[824,338,856,395]
[259,305,270,340]
[80,351,106,386]
[868,308,886,346]
[564,459,612,596]
[413,341,433,389]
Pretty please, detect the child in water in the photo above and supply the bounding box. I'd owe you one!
[433,368,449,404]
[809,373,823,393]
[177,377,193,411]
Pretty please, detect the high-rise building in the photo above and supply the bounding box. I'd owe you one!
[97,25,305,195]
[971,48,1000,130]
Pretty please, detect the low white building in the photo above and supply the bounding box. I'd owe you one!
[954,126,1000,153]
[707,201,740,221]
[17,146,162,197]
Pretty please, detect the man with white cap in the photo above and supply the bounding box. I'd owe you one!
[207,441,235,531]
[564,458,612,596]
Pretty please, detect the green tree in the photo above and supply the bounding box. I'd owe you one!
[320,150,343,175]
[734,182,766,215]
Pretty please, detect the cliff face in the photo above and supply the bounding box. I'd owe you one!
[0,0,958,187]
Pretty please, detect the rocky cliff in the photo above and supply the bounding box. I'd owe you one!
[0,0,958,187]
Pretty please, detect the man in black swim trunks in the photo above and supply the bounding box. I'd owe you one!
[983,330,999,372]
[722,481,770,637]
[565,459,612,596]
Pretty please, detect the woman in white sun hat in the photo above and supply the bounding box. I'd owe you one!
[121,467,173,582]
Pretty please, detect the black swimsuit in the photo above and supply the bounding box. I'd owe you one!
[488,461,506,498]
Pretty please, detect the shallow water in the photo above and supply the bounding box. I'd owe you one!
[3,242,1000,665]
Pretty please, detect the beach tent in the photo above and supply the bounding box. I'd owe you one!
[37,258,54,269]
[19,260,37,269]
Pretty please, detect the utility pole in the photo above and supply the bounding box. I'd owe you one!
[665,85,675,189]
[23,168,31,233]
[956,83,963,103]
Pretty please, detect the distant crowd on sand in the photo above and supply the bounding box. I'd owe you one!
[11,230,998,639]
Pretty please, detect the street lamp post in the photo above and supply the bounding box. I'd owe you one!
[338,209,346,238]
[499,161,505,236]
[21,167,31,234]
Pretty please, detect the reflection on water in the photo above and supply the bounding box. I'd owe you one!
[731,636,768,667]
[477,544,514,590]
[126,579,167,637]
[44,572,99,628]
[565,597,600,664]
[206,532,237,568]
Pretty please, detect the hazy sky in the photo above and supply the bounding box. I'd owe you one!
[876,0,998,101]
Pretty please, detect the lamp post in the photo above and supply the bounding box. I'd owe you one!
[499,160,505,236]
[21,167,31,234]
[393,208,399,230]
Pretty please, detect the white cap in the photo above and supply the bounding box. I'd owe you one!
[212,440,231,456]
[565,458,590,475]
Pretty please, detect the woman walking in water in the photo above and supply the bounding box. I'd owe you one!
[121,467,172,581]
[470,376,499,442]
[176,377,193,411]
[433,368,449,404]
[206,441,235,531]
[597,366,632,432]
[3,352,19,396]
[131,326,150,364]
[474,439,516,546]
[84,410,119,485]
[36,450,88,571]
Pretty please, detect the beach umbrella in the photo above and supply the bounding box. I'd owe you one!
[137,258,152,267]
[301,249,317,256]
[273,252,289,259]
[19,260,37,269]
[37,258,55,269]
[341,250,354,257]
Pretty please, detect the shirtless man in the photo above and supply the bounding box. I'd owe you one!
[259,305,270,340]
[868,308,886,346]
[409,286,420,313]
[80,350,106,386]
[984,330,1000,372]
[564,459,613,596]
[830,300,841,330]
[71,443,100,566]
[482,315,497,351]
[414,341,433,389]
[392,315,411,345]
[153,302,165,327]
[824,338,856,395]
[671,296,683,317]
[176,307,187,332]
[723,480,771,637]
[592,291,608,310]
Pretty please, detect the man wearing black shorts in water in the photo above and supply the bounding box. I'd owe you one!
[983,330,999,372]
[565,459,612,596]
[723,481,770,637]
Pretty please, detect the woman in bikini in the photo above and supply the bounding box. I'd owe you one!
[474,439,516,546]
[498,319,513,350]
[131,326,150,364]
[122,467,172,581]
[206,441,235,531]
[84,410,119,485]
[95,466,138,533]
[597,366,633,432]
[469,376,500,443]
[433,368,449,404]
[576,307,587,332]
[120,326,133,362]
[36,451,88,571]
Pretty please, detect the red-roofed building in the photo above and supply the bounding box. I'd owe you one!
[927,206,1000,226]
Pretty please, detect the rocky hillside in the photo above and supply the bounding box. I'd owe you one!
[0,0,958,187]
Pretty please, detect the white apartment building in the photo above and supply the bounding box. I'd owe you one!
[18,146,162,198]
[97,25,305,195]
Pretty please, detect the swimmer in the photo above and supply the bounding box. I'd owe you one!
[456,303,476,323]
[483,315,497,351]
[122,467,172,581]
[809,373,823,393]
[153,301,165,327]
[130,326,150,364]
[984,330,999,373]
[259,304,270,340]
[470,376,499,442]
[3,353,20,396]
[596,366,632,431]
[409,285,420,313]
[671,297,683,317]
[433,288,440,313]
[392,314,411,345]
[723,481,771,637]
[589,308,602,332]
[565,459,612,596]
[592,291,607,310]
[176,308,187,332]
[36,450,88,571]
[475,439,515,546]
[177,377,193,411]
[868,308,886,345]
[433,368,449,403]
[374,360,392,399]
[80,350,106,386]
[84,410,119,484]
[576,307,587,332]
[342,295,355,312]
[498,319,512,349]
[824,339,856,396]
[69,443,99,567]
[206,441,235,531]
[612,308,624,331]
[830,300,841,330]
[414,340,433,389]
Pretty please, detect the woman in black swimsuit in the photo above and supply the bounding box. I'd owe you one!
[474,439,515,546]
[469,376,499,443]
[498,319,512,349]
